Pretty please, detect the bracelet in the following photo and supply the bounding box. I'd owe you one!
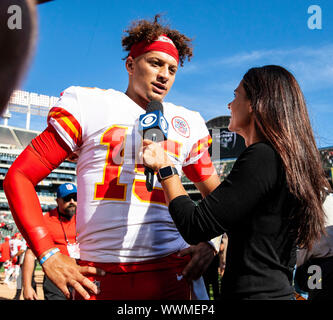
[39,248,60,265]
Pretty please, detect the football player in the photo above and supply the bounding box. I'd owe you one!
[4,15,221,300]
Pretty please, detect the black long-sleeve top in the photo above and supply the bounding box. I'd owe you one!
[169,142,299,299]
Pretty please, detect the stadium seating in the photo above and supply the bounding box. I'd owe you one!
[0,125,77,238]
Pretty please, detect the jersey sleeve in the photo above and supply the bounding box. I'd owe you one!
[47,86,83,152]
[182,112,215,182]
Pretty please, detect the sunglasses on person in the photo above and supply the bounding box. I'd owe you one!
[62,194,77,202]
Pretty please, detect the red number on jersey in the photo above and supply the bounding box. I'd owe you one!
[94,126,128,200]
[94,126,182,206]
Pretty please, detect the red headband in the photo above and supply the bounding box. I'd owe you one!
[129,34,179,64]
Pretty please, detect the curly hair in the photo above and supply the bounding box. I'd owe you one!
[122,14,193,67]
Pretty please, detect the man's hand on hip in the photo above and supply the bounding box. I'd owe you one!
[178,242,216,281]
[41,251,105,300]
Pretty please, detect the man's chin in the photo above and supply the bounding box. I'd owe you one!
[64,207,76,217]
[147,92,165,103]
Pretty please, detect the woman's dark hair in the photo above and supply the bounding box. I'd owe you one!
[0,0,37,114]
[121,14,193,67]
[242,65,331,249]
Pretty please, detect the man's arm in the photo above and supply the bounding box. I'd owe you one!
[4,143,56,257]
[193,174,221,198]
[22,248,38,300]
[4,126,104,299]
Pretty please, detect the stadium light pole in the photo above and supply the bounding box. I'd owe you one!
[26,98,31,130]
[2,107,11,126]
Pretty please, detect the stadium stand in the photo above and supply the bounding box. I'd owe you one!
[13,128,39,149]
[0,126,19,148]
[0,124,77,238]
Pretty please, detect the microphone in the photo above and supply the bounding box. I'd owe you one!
[139,101,169,192]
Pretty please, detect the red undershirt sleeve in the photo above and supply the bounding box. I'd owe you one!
[182,149,216,183]
[3,125,72,258]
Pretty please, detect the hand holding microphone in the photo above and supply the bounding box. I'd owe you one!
[139,101,169,192]
[142,140,174,172]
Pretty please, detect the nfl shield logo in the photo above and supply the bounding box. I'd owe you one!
[172,116,190,138]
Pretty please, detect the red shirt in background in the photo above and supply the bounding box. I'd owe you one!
[43,207,77,256]
[0,240,10,262]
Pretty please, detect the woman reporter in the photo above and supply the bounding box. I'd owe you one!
[142,65,331,300]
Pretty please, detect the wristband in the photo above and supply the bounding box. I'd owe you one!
[39,248,60,265]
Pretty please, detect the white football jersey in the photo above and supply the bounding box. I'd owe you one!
[48,86,211,262]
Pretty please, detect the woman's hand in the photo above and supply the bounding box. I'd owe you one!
[142,140,173,172]
[142,139,188,205]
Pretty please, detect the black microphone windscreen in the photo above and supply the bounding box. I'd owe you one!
[146,100,163,114]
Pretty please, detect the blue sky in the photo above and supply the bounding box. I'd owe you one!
[4,0,333,147]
